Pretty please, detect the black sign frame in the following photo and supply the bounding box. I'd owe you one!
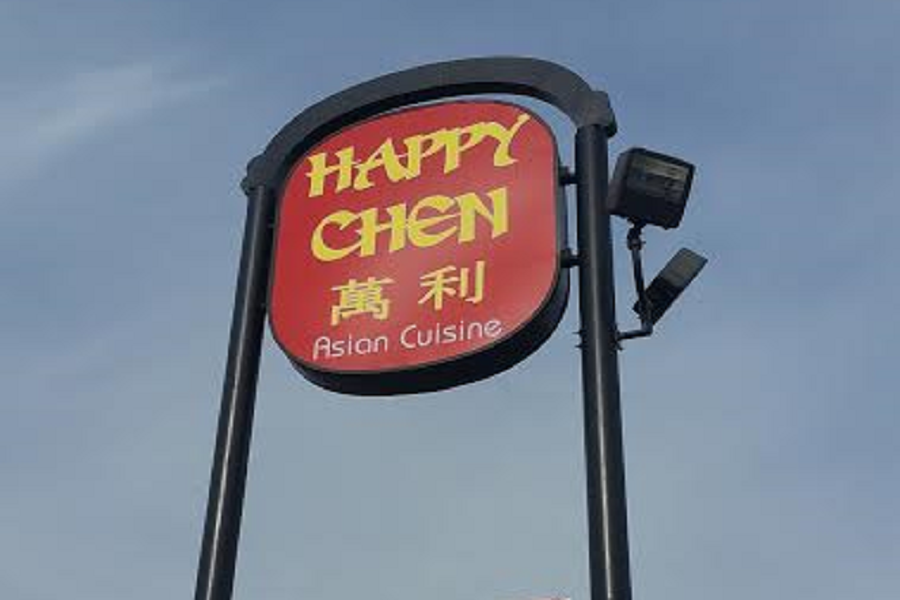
[194,56,632,600]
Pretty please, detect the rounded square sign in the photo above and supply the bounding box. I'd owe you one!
[269,100,567,394]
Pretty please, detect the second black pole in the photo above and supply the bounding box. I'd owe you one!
[575,124,633,600]
[194,184,277,600]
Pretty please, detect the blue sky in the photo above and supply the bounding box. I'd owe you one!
[2,1,898,599]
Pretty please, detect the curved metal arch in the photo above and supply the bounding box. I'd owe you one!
[243,56,616,191]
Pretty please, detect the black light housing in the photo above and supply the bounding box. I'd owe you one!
[608,148,695,229]
[633,248,707,324]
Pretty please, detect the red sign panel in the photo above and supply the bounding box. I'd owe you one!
[269,100,565,394]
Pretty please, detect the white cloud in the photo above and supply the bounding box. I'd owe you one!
[0,61,223,187]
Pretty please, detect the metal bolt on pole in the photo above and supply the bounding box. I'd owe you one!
[194,184,277,600]
[574,124,633,600]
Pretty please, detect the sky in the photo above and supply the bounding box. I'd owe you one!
[2,1,898,599]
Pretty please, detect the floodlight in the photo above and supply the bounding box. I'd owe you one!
[634,248,707,324]
[608,148,695,229]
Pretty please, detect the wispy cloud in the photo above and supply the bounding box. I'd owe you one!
[0,61,223,186]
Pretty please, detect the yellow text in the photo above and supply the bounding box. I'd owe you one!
[311,187,509,262]
[305,114,531,197]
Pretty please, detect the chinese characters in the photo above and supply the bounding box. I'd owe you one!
[330,277,394,325]
[329,260,487,325]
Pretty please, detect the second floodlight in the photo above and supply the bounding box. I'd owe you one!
[608,148,694,229]
[634,248,707,325]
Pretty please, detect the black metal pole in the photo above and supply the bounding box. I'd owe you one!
[575,125,633,600]
[194,184,277,600]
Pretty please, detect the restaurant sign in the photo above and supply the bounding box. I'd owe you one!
[269,100,567,394]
